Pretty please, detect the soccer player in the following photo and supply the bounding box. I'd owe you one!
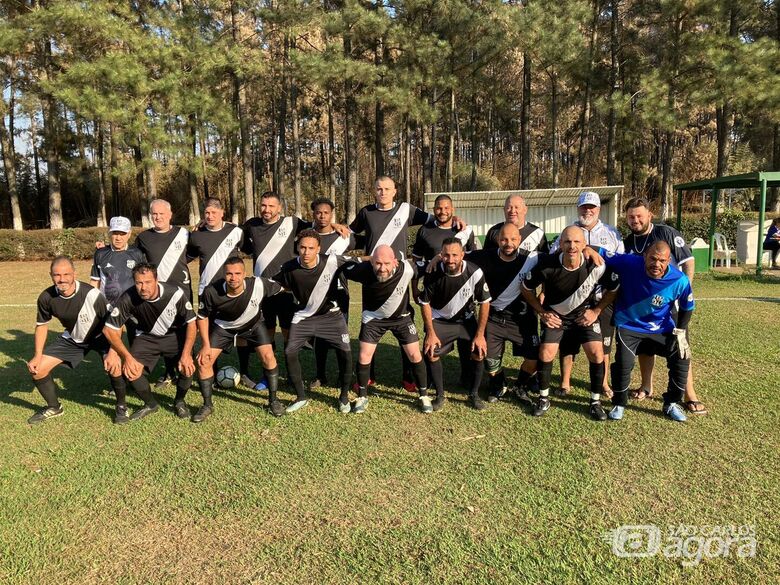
[419,238,491,410]
[550,192,624,398]
[27,256,127,424]
[103,263,197,422]
[521,226,617,421]
[623,197,705,414]
[196,256,285,420]
[340,245,431,413]
[484,194,549,253]
[468,223,540,404]
[273,230,354,413]
[91,216,146,309]
[601,241,694,422]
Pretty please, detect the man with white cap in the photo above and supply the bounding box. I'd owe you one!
[550,192,623,398]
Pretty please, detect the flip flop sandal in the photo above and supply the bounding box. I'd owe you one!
[552,387,570,397]
[630,388,653,401]
[684,400,708,415]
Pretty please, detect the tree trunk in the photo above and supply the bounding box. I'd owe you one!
[430,89,437,193]
[575,0,599,187]
[520,51,532,189]
[227,133,238,222]
[550,73,559,188]
[133,143,148,226]
[446,88,455,191]
[43,95,62,229]
[1,102,22,230]
[327,90,337,201]
[470,96,479,190]
[231,0,254,220]
[404,117,412,203]
[422,117,432,196]
[606,0,620,185]
[188,115,201,225]
[344,37,358,223]
[290,79,302,217]
[374,40,385,178]
[276,36,289,199]
[715,6,738,178]
[109,122,120,217]
[95,120,107,227]
[198,118,210,200]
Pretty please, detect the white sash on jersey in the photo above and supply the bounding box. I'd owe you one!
[549,258,605,316]
[455,225,473,246]
[291,255,340,325]
[199,226,243,295]
[62,283,101,344]
[432,262,486,320]
[519,226,544,252]
[373,202,411,253]
[324,233,351,255]
[254,216,294,277]
[492,252,539,312]
[147,285,184,337]
[215,278,264,330]
[362,260,413,323]
[156,227,189,283]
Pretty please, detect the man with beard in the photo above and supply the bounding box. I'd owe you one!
[521,226,617,421]
[623,197,706,415]
[419,238,491,410]
[103,263,197,422]
[484,194,549,253]
[340,245,431,413]
[27,256,127,424]
[195,256,284,420]
[468,224,540,404]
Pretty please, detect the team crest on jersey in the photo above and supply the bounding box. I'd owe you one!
[165,307,177,320]
[611,272,618,281]
[651,294,665,307]
[531,335,539,346]
[322,272,332,284]
[126,259,136,269]
[687,293,693,302]
[224,237,236,248]
[674,236,685,248]
[460,286,473,300]
[341,334,350,344]
[111,307,120,317]
[393,217,403,228]
[278,226,288,238]
[249,298,260,309]
[408,324,417,336]
[394,284,405,297]
[185,301,193,310]
[79,313,91,324]
[603,335,612,347]
[174,241,183,251]
[592,322,601,334]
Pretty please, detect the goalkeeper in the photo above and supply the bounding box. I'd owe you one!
[600,241,694,422]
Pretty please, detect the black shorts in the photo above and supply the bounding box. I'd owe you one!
[560,305,615,357]
[43,334,110,369]
[209,320,272,353]
[359,314,419,345]
[511,314,539,359]
[430,318,477,357]
[486,314,539,362]
[285,310,350,354]
[541,314,603,346]
[130,330,189,373]
[263,292,295,331]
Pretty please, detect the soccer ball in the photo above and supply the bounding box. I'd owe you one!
[216,365,241,389]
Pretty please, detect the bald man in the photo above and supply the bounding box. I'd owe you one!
[484,195,548,253]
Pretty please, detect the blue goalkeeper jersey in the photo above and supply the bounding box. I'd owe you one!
[600,250,694,334]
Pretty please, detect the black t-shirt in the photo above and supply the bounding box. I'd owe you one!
[418,260,491,323]
[522,253,619,318]
[197,276,282,332]
[468,249,540,317]
[484,221,549,254]
[90,246,147,305]
[242,215,311,278]
[319,230,356,255]
[623,223,693,269]
[273,254,352,324]
[341,259,423,323]
[412,222,476,261]
[36,281,108,345]
[134,227,192,290]
[349,202,432,258]
[105,283,196,337]
[187,223,244,296]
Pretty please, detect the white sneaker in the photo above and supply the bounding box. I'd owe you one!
[353,397,368,414]
[419,395,433,414]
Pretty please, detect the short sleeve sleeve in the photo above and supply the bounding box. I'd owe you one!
[410,206,432,227]
[35,291,52,325]
[261,277,283,298]
[105,293,132,330]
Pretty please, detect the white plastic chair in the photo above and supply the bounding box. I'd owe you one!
[711,232,737,268]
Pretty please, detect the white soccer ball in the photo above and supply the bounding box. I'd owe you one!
[216,365,241,389]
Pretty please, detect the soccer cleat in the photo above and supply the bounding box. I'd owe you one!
[512,386,531,403]
[27,406,64,425]
[154,374,171,389]
[608,405,625,420]
[268,400,285,417]
[470,395,487,411]
[589,401,607,421]
[432,393,446,411]
[352,380,376,394]
[239,374,256,389]
[129,403,159,421]
[338,400,351,414]
[191,405,213,423]
[526,376,540,394]
[285,400,309,414]
[114,405,130,425]
[174,400,191,419]
[663,402,688,423]
[402,380,418,394]
[487,386,507,403]
[533,397,550,417]
[254,378,269,391]
[419,395,433,414]
[352,396,369,414]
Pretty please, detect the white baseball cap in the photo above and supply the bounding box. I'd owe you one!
[109,216,132,233]
[576,192,601,208]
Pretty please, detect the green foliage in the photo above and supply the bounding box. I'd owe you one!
[0,227,144,261]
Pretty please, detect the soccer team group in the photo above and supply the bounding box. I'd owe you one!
[25,176,708,425]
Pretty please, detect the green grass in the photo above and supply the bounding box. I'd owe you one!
[0,261,778,584]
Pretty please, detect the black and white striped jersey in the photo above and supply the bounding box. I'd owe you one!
[36,281,108,345]
[412,222,476,261]
[468,249,539,317]
[273,254,352,325]
[349,202,432,258]
[197,276,282,332]
[187,223,244,296]
[90,246,147,306]
[319,230,356,256]
[105,283,196,337]
[134,227,192,292]
[242,216,311,278]
[484,221,549,254]
[341,259,422,323]
[418,260,491,323]
[522,254,618,318]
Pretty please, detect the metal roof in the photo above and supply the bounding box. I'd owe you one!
[424,185,624,209]
[674,172,780,191]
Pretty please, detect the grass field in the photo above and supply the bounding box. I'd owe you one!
[1,261,778,584]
